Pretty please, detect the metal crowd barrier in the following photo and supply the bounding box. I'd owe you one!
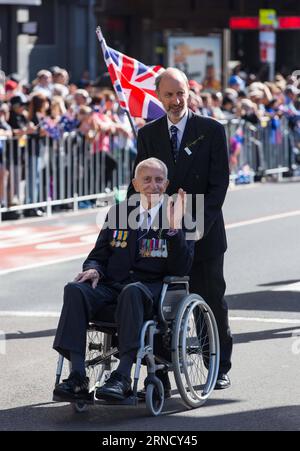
[0,131,135,222]
[0,117,297,221]
[221,115,293,183]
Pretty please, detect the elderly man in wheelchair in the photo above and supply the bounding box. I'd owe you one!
[53,157,219,416]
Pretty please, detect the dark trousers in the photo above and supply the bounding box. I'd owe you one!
[189,254,233,374]
[53,280,161,361]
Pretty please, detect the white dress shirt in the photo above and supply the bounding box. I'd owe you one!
[167,110,188,148]
[139,199,163,230]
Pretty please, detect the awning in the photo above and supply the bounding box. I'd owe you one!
[0,1,41,5]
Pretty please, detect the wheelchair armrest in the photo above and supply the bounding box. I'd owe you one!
[163,276,190,284]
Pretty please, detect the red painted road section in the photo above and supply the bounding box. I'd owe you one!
[0,221,99,272]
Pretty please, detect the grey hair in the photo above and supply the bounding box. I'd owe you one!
[155,68,189,91]
[134,158,168,179]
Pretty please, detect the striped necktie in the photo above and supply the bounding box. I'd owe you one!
[170,125,179,163]
[137,211,151,240]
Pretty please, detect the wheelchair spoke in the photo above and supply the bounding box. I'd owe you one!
[85,329,119,392]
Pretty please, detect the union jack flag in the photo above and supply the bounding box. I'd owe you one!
[96,28,165,121]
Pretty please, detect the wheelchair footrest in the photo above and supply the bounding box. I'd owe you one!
[94,394,138,406]
[52,392,94,404]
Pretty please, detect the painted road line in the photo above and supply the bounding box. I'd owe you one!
[0,311,60,317]
[230,316,300,325]
[272,282,300,292]
[0,254,87,276]
[0,311,299,325]
[226,210,300,230]
[1,208,300,275]
[0,226,98,249]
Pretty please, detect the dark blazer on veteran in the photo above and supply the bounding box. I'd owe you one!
[83,200,194,289]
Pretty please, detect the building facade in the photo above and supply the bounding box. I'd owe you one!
[96,0,300,79]
[1,0,300,84]
[0,0,95,82]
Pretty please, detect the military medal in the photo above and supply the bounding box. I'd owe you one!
[144,240,151,257]
[156,239,162,258]
[140,239,146,257]
[151,239,157,257]
[115,230,123,247]
[110,230,117,247]
[121,231,128,248]
[150,239,156,257]
[162,240,168,258]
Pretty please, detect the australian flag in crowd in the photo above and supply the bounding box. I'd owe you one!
[96,27,165,121]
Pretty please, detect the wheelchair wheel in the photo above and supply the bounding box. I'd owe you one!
[172,294,219,408]
[85,328,118,391]
[73,328,118,413]
[145,379,164,416]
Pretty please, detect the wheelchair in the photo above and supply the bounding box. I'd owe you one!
[53,276,220,416]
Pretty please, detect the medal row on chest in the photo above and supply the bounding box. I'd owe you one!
[139,239,168,258]
[110,230,128,248]
[110,230,169,258]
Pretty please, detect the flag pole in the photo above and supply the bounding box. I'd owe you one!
[96,26,138,140]
[124,110,138,140]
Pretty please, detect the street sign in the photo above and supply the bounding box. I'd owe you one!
[259,9,277,29]
[259,31,276,63]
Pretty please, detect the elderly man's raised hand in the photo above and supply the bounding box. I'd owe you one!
[167,188,187,230]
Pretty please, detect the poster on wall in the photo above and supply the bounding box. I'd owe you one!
[168,36,222,91]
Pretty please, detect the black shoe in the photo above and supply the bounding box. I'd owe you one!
[53,371,90,401]
[214,373,231,390]
[138,370,172,400]
[1,210,21,221]
[23,208,44,218]
[95,371,131,401]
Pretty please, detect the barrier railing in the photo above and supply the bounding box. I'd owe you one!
[222,115,293,183]
[0,117,298,221]
[0,131,135,221]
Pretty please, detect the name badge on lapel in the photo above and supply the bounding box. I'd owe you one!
[184,147,192,156]
[184,135,205,156]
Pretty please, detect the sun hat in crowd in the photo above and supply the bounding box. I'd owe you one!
[5,80,18,92]
[10,95,28,107]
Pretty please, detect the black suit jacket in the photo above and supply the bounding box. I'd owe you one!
[83,201,194,284]
[128,110,229,261]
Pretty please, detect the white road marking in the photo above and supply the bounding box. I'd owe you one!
[226,210,300,229]
[36,235,96,250]
[0,254,87,275]
[230,316,300,325]
[0,311,60,318]
[272,282,300,292]
[0,226,97,249]
[0,311,299,325]
[1,208,300,274]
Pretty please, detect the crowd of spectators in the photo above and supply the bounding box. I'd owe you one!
[187,70,300,124]
[0,67,135,146]
[1,65,300,219]
[0,67,137,218]
[187,68,300,178]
